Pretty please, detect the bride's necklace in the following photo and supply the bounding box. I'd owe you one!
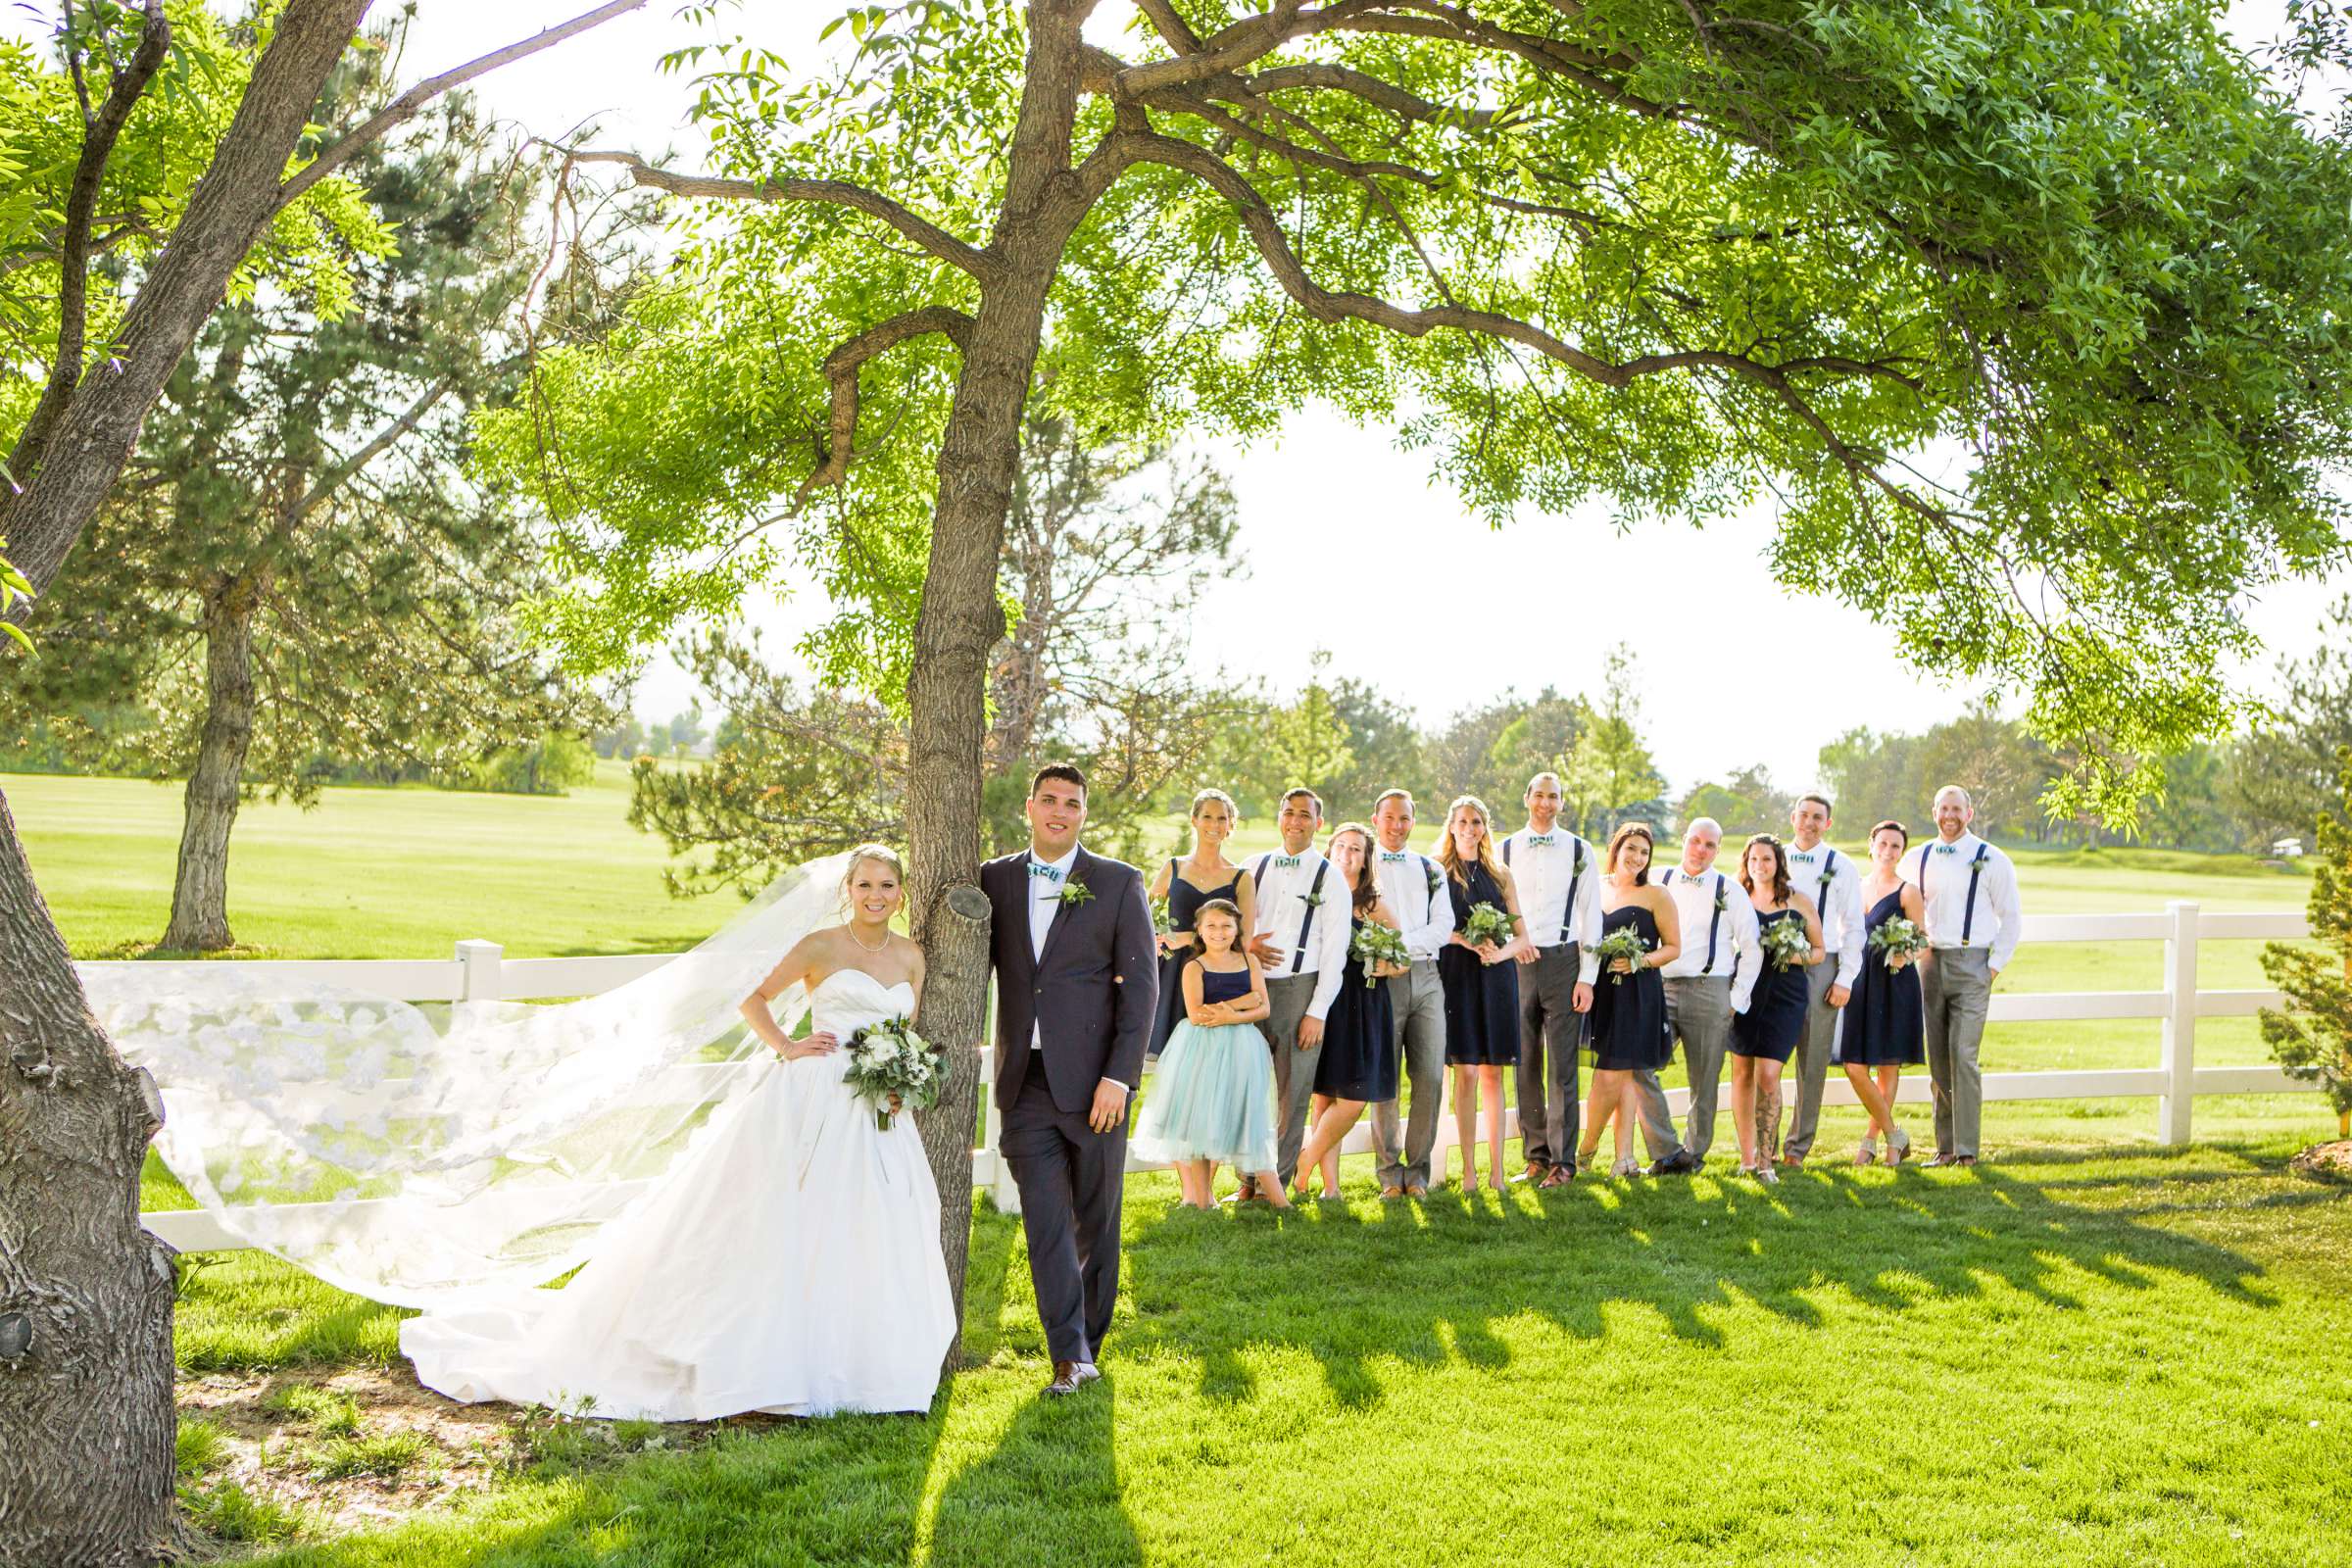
[848,922,890,955]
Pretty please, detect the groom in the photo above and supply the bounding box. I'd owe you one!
[982,762,1158,1396]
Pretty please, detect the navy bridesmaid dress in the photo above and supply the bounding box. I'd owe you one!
[1733,907,1810,1063]
[1839,888,1927,1066]
[1588,903,1670,1070]
[1439,860,1520,1065]
[1150,858,1240,1056]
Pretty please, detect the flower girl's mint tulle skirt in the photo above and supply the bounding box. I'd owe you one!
[1133,1019,1279,1172]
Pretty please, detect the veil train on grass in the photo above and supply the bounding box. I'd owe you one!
[90,850,856,1309]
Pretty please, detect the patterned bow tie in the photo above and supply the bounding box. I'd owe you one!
[1381,851,1407,862]
[1936,844,1959,856]
[1528,834,1555,846]
[1274,855,1301,867]
[1029,862,1064,881]
[1790,852,1815,862]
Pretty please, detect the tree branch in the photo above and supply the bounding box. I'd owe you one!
[289,373,461,523]
[801,307,977,502]
[6,1,168,487]
[275,0,650,214]
[557,147,1000,284]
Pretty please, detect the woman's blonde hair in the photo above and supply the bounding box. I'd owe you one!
[840,843,906,918]
[1435,795,1503,886]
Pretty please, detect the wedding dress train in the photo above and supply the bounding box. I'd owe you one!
[400,968,956,1420]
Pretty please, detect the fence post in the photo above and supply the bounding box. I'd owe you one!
[2158,901,2197,1146]
[454,939,503,1004]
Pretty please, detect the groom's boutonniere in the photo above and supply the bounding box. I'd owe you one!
[1056,879,1096,908]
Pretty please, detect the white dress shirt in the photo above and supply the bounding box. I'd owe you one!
[1498,825,1603,985]
[1784,840,1865,976]
[1026,846,1078,1053]
[1900,831,2023,971]
[1373,845,1451,963]
[1654,864,1761,1012]
[1247,849,1350,1019]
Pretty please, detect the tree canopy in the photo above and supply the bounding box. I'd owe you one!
[499,0,2352,827]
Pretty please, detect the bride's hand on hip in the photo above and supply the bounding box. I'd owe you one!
[781,1031,839,1060]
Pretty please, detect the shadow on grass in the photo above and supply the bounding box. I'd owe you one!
[1120,1148,2286,1411]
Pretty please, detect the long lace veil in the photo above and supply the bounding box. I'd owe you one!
[87,850,854,1309]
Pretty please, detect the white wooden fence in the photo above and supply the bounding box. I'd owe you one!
[109,901,2326,1249]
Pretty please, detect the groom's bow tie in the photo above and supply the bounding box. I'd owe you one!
[1029,862,1064,881]
[1380,851,1407,862]
[1273,854,1301,868]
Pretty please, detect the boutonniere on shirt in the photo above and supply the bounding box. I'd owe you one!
[1056,880,1096,908]
[1302,890,1326,909]
[1424,860,1443,897]
[1817,858,1838,883]
[1572,841,1588,874]
[1712,884,1731,913]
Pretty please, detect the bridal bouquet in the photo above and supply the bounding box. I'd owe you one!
[1762,916,1813,971]
[1869,916,1927,969]
[1463,903,1517,949]
[1592,924,1651,984]
[843,1016,944,1131]
[1350,921,1410,986]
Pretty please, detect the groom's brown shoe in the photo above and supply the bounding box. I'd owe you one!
[1045,1360,1101,1397]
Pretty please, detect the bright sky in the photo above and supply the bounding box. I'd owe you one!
[13,2,2349,793]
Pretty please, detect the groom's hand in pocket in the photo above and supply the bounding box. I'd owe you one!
[1089,1077,1129,1133]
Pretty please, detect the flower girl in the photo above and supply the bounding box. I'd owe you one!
[1132,898,1292,1210]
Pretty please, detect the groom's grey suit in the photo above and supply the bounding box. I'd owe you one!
[984,846,1158,1367]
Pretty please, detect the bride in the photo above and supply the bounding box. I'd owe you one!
[399,844,958,1420]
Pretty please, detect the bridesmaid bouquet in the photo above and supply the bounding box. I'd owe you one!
[1868,917,1927,969]
[1463,903,1517,949]
[1350,921,1410,985]
[1151,895,1175,937]
[1762,917,1813,971]
[1592,924,1650,984]
[842,1016,944,1131]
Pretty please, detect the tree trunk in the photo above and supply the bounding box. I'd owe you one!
[162,585,261,953]
[0,789,176,1567]
[902,1,1092,1342]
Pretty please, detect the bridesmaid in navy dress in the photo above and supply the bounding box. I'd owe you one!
[1436,797,1532,1193]
[1579,823,1682,1179]
[1148,789,1256,1059]
[1295,824,1405,1199]
[1729,834,1823,1183]
[1838,819,1928,1165]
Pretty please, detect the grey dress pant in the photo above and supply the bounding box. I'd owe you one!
[1782,956,1846,1162]
[1634,975,1734,1163]
[1372,957,1446,1188]
[1514,944,1583,1168]
[1258,971,1324,1189]
[1922,946,1993,1157]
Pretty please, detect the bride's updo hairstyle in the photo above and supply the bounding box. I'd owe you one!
[841,843,907,920]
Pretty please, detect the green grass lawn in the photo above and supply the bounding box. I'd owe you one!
[18,770,2347,1559]
[166,1144,2351,1567]
[3,763,738,959]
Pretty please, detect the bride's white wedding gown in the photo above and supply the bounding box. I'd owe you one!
[401,969,957,1420]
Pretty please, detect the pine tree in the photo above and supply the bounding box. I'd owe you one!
[2259,747,2352,1141]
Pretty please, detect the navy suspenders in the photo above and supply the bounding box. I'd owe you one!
[1505,834,1587,949]
[1662,867,1722,973]
[1254,853,1333,974]
[1917,842,1992,945]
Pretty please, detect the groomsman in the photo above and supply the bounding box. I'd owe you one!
[1368,788,1452,1199]
[1902,784,2023,1166]
[1498,772,1599,1184]
[1635,817,1760,1174]
[1779,793,1865,1166]
[1237,788,1351,1200]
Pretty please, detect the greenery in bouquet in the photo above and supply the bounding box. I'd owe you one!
[1593,924,1651,984]
[1762,916,1813,971]
[1869,917,1927,968]
[842,1016,944,1131]
[1463,903,1518,949]
[1350,921,1410,986]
